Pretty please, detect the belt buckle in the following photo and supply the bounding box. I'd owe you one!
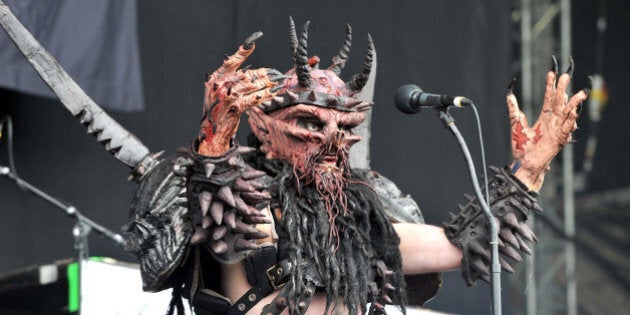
[266,264,287,290]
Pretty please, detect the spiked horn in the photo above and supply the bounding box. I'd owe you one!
[328,24,352,75]
[289,17,298,57]
[347,34,375,92]
[292,20,312,87]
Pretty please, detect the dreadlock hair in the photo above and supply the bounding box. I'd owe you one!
[245,135,407,314]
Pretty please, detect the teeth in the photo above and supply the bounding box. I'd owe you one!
[77,109,92,124]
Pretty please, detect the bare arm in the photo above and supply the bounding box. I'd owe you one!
[394,223,462,274]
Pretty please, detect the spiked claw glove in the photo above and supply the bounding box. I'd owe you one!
[443,166,541,286]
[184,143,273,264]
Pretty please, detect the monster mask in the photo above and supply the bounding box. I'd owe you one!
[248,19,374,195]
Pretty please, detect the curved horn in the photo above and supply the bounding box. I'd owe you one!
[289,17,298,58]
[346,34,374,92]
[328,24,352,75]
[295,21,312,87]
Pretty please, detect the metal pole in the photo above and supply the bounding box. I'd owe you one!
[521,1,537,314]
[560,0,577,314]
[521,0,533,120]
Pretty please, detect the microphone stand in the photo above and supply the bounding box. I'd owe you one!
[437,109,502,315]
[0,165,126,315]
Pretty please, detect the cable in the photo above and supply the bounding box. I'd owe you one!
[470,103,490,205]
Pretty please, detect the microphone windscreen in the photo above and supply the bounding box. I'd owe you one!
[394,84,422,114]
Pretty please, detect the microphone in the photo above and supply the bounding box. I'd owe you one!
[395,84,472,114]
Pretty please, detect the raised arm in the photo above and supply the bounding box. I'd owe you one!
[397,57,589,286]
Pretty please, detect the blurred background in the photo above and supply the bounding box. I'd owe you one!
[0,0,628,314]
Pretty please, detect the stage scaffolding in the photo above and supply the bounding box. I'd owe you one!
[514,0,576,314]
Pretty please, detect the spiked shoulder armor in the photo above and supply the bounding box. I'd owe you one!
[123,142,273,292]
[123,156,193,292]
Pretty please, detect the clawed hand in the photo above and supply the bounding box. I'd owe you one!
[507,56,589,191]
[198,32,286,156]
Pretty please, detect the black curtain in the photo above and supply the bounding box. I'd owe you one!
[1,1,516,314]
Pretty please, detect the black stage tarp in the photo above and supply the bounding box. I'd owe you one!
[2,1,628,314]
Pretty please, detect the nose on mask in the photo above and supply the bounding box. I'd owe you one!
[322,130,346,154]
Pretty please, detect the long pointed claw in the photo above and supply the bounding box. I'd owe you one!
[508,77,517,94]
[244,215,273,224]
[584,76,593,95]
[501,245,523,262]
[224,210,236,229]
[234,178,255,192]
[243,31,263,50]
[268,74,290,82]
[235,238,260,251]
[234,195,251,215]
[480,274,492,284]
[242,168,267,180]
[198,191,212,217]
[516,235,533,255]
[210,240,228,254]
[500,258,515,273]
[270,85,283,93]
[500,228,520,249]
[566,56,574,77]
[202,216,212,229]
[234,221,259,234]
[503,212,519,228]
[190,228,209,245]
[212,226,227,240]
[551,55,559,77]
[210,201,224,225]
[204,162,216,178]
[471,259,490,276]
[217,186,236,207]
[469,242,491,261]
[248,231,270,239]
[266,68,283,77]
[517,222,535,242]
[241,190,272,203]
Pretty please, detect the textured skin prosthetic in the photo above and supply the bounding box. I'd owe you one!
[444,56,589,286]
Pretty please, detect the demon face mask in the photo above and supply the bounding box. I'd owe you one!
[248,19,374,194]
